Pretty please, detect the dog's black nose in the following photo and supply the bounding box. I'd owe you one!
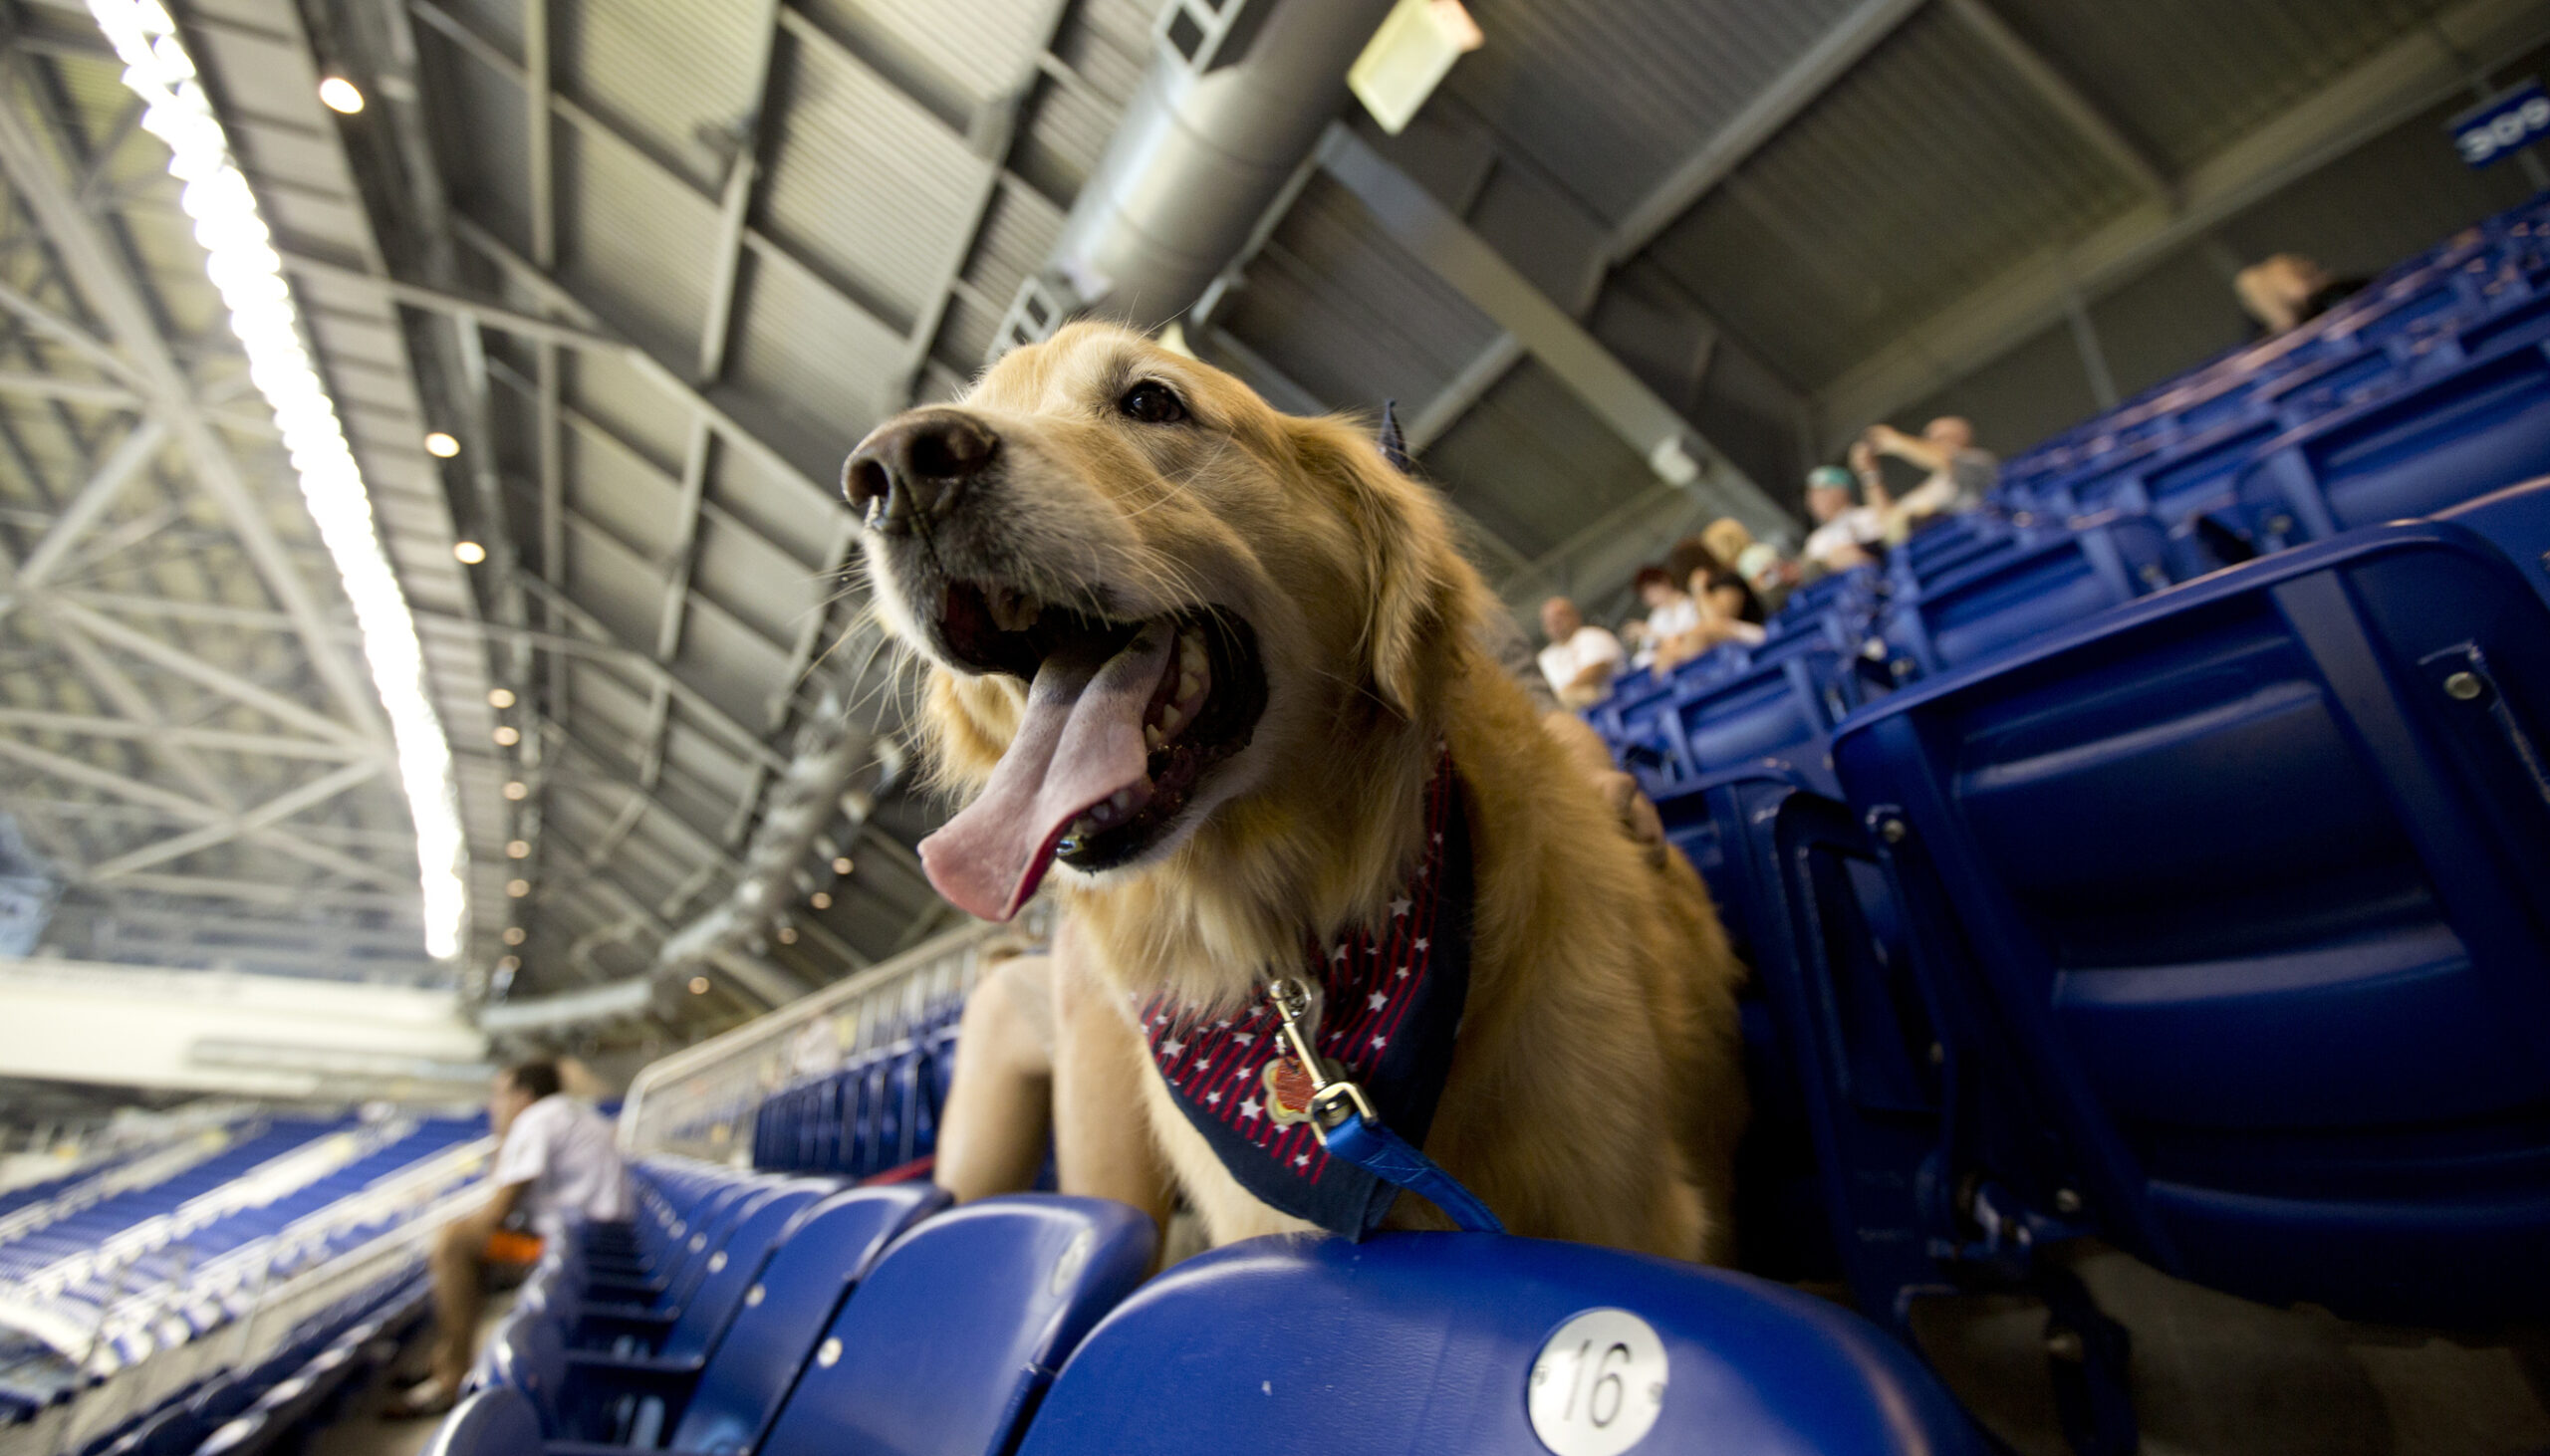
[844,411,999,533]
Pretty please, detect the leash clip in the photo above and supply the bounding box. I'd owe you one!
[1265,976,1373,1135]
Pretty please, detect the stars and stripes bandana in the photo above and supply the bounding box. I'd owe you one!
[1141,753,1473,1238]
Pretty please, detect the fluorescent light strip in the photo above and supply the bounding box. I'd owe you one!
[87,0,469,959]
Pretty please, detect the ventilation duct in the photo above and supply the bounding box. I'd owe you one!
[650,687,896,1008]
[992,0,1398,357]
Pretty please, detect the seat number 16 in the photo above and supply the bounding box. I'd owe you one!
[1526,1310,1668,1456]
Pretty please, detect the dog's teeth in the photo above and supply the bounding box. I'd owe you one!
[987,588,1042,632]
[1144,724,1164,752]
[1176,669,1203,703]
[1157,703,1184,735]
[1069,816,1098,839]
[1110,789,1135,811]
[1178,633,1206,671]
[1088,803,1115,826]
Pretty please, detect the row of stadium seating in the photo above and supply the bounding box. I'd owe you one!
[1587,196,2550,1447]
[1,1112,484,1434]
[432,1157,1991,1456]
[1596,202,2550,817]
[749,1003,960,1179]
[86,1269,431,1456]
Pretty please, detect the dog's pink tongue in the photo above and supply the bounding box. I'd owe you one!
[919,624,1173,922]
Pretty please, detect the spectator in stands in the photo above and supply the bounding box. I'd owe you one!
[1661,535,1720,599]
[1854,416,1996,536]
[1801,465,1885,573]
[1537,597,1624,709]
[2236,252,2367,337]
[1630,566,1698,670]
[387,1060,630,1419]
[1690,568,1767,650]
[1652,563,1764,665]
[1701,517,1797,616]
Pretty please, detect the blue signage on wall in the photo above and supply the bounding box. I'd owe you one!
[2450,81,2550,169]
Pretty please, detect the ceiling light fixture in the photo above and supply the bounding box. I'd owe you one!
[1348,0,1482,135]
[89,0,468,959]
[316,76,365,115]
[831,856,853,875]
[809,890,832,910]
[502,781,529,801]
[506,878,531,898]
[505,840,530,858]
[422,430,460,458]
[501,926,526,946]
[487,687,515,709]
[688,976,710,995]
[452,540,486,565]
[492,725,520,747]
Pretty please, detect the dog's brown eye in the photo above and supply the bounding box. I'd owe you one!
[1119,380,1187,425]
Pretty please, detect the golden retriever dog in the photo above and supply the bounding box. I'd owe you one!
[847,322,1746,1261]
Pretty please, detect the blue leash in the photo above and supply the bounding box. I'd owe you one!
[1265,977,1504,1234]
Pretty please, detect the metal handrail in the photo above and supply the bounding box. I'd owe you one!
[619,903,1051,1161]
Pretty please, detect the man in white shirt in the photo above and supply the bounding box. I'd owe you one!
[389,1061,631,1417]
[1801,465,1886,573]
[1536,598,1625,709]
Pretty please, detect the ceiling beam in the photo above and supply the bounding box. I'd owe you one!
[882,0,1076,397]
[410,0,909,348]
[9,418,165,593]
[0,736,409,891]
[1936,0,2170,201]
[0,85,391,744]
[450,217,844,518]
[96,873,421,914]
[1816,0,2550,446]
[0,370,139,409]
[0,708,374,760]
[46,597,374,748]
[272,252,624,353]
[84,759,385,880]
[1317,125,1794,536]
[1598,0,1927,279]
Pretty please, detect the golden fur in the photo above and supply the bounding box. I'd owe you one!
[862,322,1747,1261]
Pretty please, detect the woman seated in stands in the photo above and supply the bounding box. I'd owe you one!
[1629,565,1698,671]
[1654,564,1767,667]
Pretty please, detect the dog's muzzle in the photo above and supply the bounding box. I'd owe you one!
[843,409,998,534]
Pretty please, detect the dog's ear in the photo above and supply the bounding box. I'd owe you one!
[1288,415,1468,720]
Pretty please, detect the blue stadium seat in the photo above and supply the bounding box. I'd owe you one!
[1829,485,2550,1326]
[427,1387,545,1456]
[461,1196,1147,1456]
[1880,511,2171,677]
[751,1196,1151,1456]
[1013,1232,1985,1456]
[2237,338,2550,549]
[488,1183,946,1447]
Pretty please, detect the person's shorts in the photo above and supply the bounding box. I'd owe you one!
[483,1229,544,1267]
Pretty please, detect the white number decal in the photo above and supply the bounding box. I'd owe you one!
[1526,1309,1667,1456]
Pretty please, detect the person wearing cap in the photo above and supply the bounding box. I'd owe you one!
[1801,464,1887,573]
